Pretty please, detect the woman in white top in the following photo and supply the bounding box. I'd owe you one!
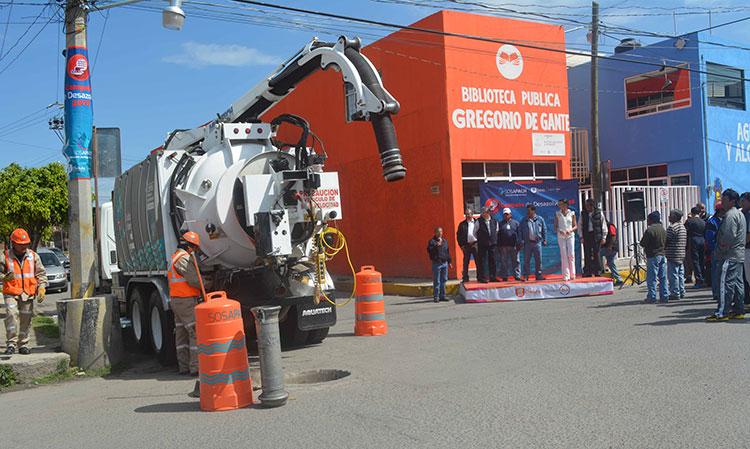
[554,199,578,281]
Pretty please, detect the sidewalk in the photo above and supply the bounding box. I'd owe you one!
[0,298,71,385]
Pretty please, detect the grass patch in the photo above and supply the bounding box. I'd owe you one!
[32,316,59,339]
[32,360,77,385]
[0,365,16,390]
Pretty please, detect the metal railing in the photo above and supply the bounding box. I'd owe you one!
[579,185,700,259]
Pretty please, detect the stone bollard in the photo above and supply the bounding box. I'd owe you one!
[57,295,123,371]
[251,306,288,408]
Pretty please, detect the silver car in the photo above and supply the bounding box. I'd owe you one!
[38,249,68,293]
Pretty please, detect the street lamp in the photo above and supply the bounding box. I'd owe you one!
[162,0,185,31]
[94,0,187,30]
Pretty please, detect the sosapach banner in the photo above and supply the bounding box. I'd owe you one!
[63,46,93,180]
[480,180,579,275]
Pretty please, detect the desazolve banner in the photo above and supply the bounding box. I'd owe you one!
[63,46,93,180]
[480,180,579,275]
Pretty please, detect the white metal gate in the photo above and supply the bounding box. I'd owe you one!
[579,185,700,259]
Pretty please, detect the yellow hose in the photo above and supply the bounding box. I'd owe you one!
[317,226,356,307]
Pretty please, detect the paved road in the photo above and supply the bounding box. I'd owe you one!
[1,286,748,448]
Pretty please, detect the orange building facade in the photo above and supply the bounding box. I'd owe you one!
[268,11,571,278]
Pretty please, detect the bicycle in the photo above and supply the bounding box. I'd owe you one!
[621,242,647,289]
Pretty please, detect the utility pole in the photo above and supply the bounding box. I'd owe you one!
[590,1,602,206]
[64,0,95,298]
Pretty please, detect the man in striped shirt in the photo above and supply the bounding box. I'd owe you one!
[665,209,687,301]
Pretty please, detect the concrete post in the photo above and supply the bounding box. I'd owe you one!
[65,0,95,299]
[251,306,288,408]
[57,296,123,371]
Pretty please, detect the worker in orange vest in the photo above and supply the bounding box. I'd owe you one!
[168,231,204,375]
[2,228,47,355]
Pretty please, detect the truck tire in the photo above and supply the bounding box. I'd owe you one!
[129,288,151,352]
[306,327,329,345]
[279,306,309,348]
[148,291,177,366]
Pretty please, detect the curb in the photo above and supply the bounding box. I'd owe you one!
[0,352,70,384]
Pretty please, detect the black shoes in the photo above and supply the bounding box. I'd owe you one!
[18,347,31,355]
[4,346,15,355]
[514,276,522,281]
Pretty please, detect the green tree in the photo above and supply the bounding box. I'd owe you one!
[0,162,69,249]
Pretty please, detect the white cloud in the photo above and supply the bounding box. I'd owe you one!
[163,42,282,68]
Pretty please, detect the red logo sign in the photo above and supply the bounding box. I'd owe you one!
[484,198,502,215]
[67,54,89,81]
[515,287,525,298]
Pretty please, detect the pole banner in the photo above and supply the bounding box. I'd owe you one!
[63,46,93,180]
[479,179,579,275]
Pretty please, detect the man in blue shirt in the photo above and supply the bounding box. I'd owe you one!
[517,204,547,281]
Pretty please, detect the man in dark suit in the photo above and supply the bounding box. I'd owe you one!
[456,208,478,282]
[476,207,499,283]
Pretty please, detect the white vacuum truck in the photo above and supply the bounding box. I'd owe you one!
[111,36,405,364]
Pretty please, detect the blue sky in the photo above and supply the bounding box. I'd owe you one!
[0,0,748,188]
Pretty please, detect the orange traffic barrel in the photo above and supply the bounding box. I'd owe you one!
[195,291,253,411]
[354,265,388,336]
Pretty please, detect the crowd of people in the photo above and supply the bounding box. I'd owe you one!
[640,189,749,321]
[427,188,749,318]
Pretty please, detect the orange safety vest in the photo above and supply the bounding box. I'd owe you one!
[168,249,201,298]
[3,249,38,296]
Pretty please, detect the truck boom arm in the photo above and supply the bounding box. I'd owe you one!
[219,36,405,182]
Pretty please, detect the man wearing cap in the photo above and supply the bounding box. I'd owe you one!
[476,207,499,283]
[665,209,687,301]
[518,204,547,281]
[640,211,668,303]
[497,208,521,282]
[706,189,746,321]
[168,231,204,374]
[455,208,478,283]
[2,228,47,355]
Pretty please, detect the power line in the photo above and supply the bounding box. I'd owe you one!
[690,14,750,34]
[0,0,13,57]
[226,0,749,82]
[0,5,55,75]
[92,9,109,71]
[0,0,46,63]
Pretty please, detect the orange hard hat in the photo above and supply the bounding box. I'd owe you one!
[10,228,31,245]
[182,231,200,247]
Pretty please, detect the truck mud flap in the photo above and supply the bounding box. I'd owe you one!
[297,302,337,331]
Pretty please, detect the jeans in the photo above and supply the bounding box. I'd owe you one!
[716,259,745,317]
[582,233,602,276]
[461,243,478,281]
[711,257,720,301]
[667,261,685,298]
[646,255,668,301]
[600,247,623,282]
[689,239,705,285]
[477,244,497,281]
[523,241,542,278]
[432,261,448,300]
[498,246,520,278]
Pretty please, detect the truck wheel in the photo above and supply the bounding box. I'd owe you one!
[129,288,151,352]
[149,291,177,366]
[279,306,309,348]
[306,327,329,345]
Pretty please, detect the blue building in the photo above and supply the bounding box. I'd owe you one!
[568,32,750,206]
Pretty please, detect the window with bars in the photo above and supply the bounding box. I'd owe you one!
[624,64,691,118]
